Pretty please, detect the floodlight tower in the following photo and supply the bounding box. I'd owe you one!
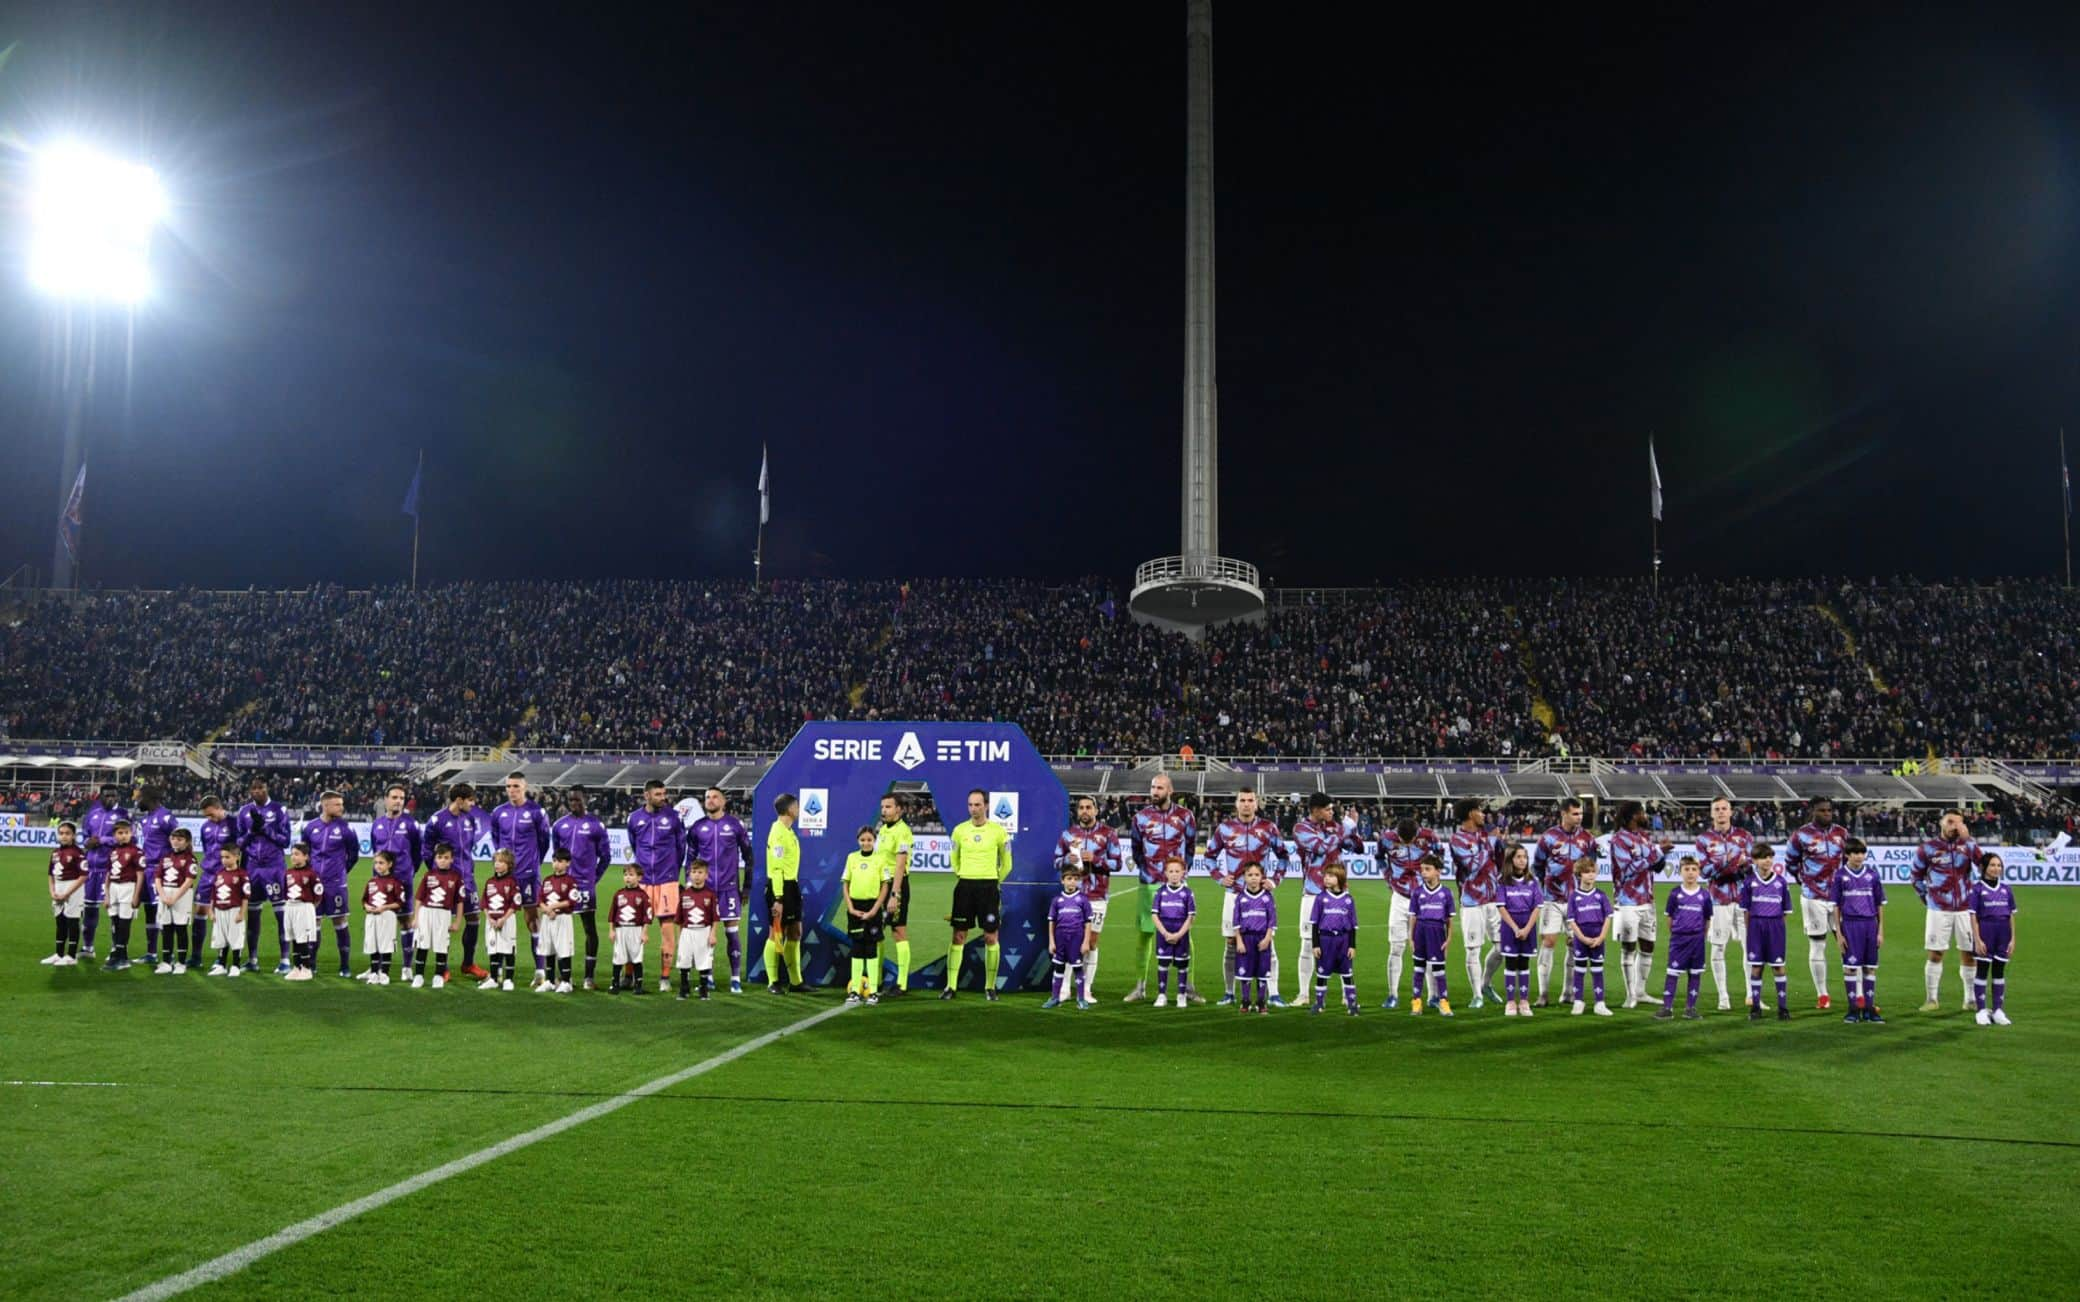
[27,142,167,589]
[1129,0,1264,638]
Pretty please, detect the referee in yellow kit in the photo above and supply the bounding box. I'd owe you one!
[942,788,1012,1002]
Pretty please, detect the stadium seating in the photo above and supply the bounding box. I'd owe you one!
[4,577,2079,764]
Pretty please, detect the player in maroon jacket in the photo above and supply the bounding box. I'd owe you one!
[152,827,199,974]
[609,866,654,994]
[45,821,88,965]
[675,861,721,1000]
[102,820,147,971]
[481,850,525,991]
[207,846,251,975]
[412,844,466,988]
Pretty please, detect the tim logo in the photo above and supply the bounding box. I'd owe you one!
[988,791,1019,832]
[893,732,926,771]
[798,788,829,832]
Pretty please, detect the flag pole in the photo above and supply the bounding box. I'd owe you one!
[2063,428,2071,591]
[755,442,769,591]
[411,448,423,593]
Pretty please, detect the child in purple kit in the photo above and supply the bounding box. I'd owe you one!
[1149,856,1196,1009]
[1655,857,1713,1020]
[1565,857,1612,1016]
[1830,836,1886,1024]
[1409,856,1456,1016]
[1740,843,1792,1021]
[1968,854,2016,1027]
[1231,863,1277,1014]
[1498,844,1541,1017]
[1310,864,1360,1016]
[1045,865,1095,1010]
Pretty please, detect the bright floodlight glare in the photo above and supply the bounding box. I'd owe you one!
[28,142,167,304]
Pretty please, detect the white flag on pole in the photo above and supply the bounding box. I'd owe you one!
[1649,436,1664,523]
[758,444,770,525]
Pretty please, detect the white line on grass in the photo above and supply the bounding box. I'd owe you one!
[3,1079,126,1087]
[115,1002,851,1302]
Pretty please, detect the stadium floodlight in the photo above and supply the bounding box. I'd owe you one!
[27,141,167,304]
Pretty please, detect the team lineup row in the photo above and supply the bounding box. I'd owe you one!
[34,775,2025,1024]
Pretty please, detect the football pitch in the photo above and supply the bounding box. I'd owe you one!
[4,848,2075,1300]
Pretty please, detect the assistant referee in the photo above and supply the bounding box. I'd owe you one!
[943,788,1012,1002]
[762,793,804,993]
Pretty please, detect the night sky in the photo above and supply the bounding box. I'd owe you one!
[3,2,2079,588]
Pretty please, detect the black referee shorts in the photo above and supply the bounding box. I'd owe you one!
[765,878,802,926]
[949,878,1002,933]
[884,875,912,929]
[845,900,883,956]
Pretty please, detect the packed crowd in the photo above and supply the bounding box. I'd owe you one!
[5,577,2080,761]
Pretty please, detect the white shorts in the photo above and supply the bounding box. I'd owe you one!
[157,895,193,927]
[541,913,574,959]
[285,901,318,944]
[486,913,518,956]
[1539,900,1569,937]
[415,907,454,954]
[1220,890,1239,939]
[1388,892,1411,945]
[1087,897,1109,931]
[675,926,716,970]
[1614,903,1657,944]
[1708,904,1746,946]
[1461,902,1498,947]
[107,881,139,920]
[1298,892,1318,939]
[613,925,646,965]
[1800,896,1834,938]
[210,911,244,950]
[52,890,85,920]
[363,911,399,954]
[1924,909,1973,952]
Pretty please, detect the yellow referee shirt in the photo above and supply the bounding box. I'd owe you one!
[844,850,887,901]
[949,818,1011,881]
[766,822,800,886]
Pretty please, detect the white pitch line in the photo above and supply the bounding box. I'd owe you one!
[3,1080,126,1087]
[116,1002,851,1302]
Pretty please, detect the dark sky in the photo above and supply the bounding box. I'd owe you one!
[3,1,2080,588]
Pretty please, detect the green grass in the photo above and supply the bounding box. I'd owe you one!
[3,847,2075,1299]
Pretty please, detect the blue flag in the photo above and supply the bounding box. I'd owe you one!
[402,460,421,519]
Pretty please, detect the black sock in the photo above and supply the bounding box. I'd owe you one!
[436,954,449,977]
[53,915,66,957]
[679,966,691,995]
[113,916,132,958]
[191,918,208,963]
[145,923,159,961]
[699,966,712,993]
[462,920,479,967]
[581,907,599,979]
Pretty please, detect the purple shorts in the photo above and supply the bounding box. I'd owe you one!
[246,865,286,904]
[714,878,742,922]
[1976,920,2011,961]
[1499,911,1538,957]
[510,870,540,909]
[1053,928,1086,961]
[1839,917,1879,967]
[458,866,482,917]
[1156,935,1192,962]
[1315,930,1353,977]
[1413,920,1450,963]
[1668,932,1706,973]
[1235,931,1271,980]
[319,878,351,920]
[84,862,109,904]
[1570,938,1606,963]
[1746,920,1786,967]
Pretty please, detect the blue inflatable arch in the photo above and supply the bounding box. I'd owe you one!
[746,721,1068,991]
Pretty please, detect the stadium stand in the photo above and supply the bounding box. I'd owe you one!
[4,577,2079,763]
